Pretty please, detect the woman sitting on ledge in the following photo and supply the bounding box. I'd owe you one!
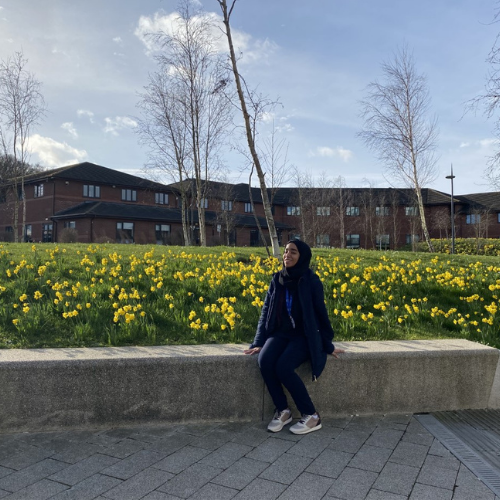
[244,240,344,434]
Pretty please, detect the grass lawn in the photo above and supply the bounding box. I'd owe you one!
[1,242,500,349]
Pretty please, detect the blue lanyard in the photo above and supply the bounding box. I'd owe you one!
[285,289,296,329]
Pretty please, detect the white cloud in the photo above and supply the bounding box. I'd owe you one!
[112,36,123,44]
[260,112,275,123]
[29,134,88,168]
[103,116,138,136]
[479,138,498,148]
[134,10,275,62]
[61,122,78,139]
[276,123,294,133]
[309,146,353,162]
[77,109,94,123]
[459,142,470,148]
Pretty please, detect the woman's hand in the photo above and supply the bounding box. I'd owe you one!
[244,347,262,355]
[330,348,345,359]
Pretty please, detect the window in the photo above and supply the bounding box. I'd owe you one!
[497,212,500,223]
[121,189,137,202]
[244,202,253,213]
[316,206,330,216]
[24,224,32,242]
[287,206,301,216]
[405,206,418,216]
[34,184,44,198]
[200,198,209,209]
[155,192,168,205]
[346,234,360,249]
[116,222,134,243]
[316,234,330,247]
[406,234,419,245]
[17,187,24,200]
[221,200,233,211]
[375,234,390,250]
[155,224,171,245]
[83,185,101,198]
[216,224,222,233]
[376,206,389,216]
[466,214,481,224]
[42,223,53,243]
[64,221,76,229]
[0,189,6,203]
[346,206,360,216]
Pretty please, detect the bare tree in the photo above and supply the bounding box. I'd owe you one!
[0,51,45,242]
[359,46,438,252]
[137,1,232,246]
[216,0,281,257]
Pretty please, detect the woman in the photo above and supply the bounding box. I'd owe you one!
[244,240,344,435]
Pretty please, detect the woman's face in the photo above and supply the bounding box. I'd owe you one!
[283,243,300,268]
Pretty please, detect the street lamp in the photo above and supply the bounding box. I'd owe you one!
[446,165,455,255]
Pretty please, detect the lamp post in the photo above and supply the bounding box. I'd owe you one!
[446,165,455,255]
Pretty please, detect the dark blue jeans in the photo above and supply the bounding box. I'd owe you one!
[258,335,316,416]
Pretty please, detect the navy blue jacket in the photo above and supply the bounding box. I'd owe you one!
[250,269,335,380]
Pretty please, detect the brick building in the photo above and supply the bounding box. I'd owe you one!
[0,161,498,248]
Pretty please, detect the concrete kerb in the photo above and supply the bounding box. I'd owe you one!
[0,339,498,433]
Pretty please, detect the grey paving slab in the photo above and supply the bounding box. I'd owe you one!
[4,478,68,499]
[51,442,107,464]
[326,466,378,500]
[49,474,122,500]
[286,432,330,459]
[345,416,382,431]
[49,453,119,486]
[409,482,453,500]
[305,448,353,479]
[232,477,287,500]
[277,471,334,500]
[423,453,460,472]
[189,429,237,451]
[188,482,238,500]
[230,427,270,447]
[212,457,269,490]
[197,442,253,469]
[0,467,13,480]
[329,429,371,454]
[259,452,312,485]
[102,466,172,500]
[321,416,352,428]
[158,463,223,498]
[390,440,430,468]
[101,449,165,480]
[100,438,148,459]
[428,439,451,457]
[349,444,392,473]
[452,464,497,500]
[365,428,404,450]
[142,492,183,500]
[372,461,420,496]
[0,458,68,493]
[417,462,457,490]
[153,445,211,474]
[147,433,195,456]
[0,490,9,498]
[0,445,54,470]
[245,437,294,463]
[365,489,408,500]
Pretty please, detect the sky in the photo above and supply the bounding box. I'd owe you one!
[0,0,499,195]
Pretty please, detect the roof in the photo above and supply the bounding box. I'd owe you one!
[52,201,292,230]
[457,192,500,211]
[20,162,170,191]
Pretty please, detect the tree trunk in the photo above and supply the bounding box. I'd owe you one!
[218,0,280,257]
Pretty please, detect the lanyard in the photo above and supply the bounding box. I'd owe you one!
[285,289,296,329]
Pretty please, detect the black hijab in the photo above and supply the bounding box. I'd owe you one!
[279,240,312,288]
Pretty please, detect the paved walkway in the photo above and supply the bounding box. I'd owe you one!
[0,414,497,500]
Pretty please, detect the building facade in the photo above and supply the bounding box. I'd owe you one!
[0,161,499,248]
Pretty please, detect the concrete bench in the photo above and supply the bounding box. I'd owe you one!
[0,339,498,433]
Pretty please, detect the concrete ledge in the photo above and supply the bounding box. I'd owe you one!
[0,339,498,432]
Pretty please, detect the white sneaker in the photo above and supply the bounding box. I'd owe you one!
[267,408,293,432]
[290,413,322,434]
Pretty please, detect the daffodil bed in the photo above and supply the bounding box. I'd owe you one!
[1,243,500,349]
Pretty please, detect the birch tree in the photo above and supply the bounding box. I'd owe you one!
[137,0,232,246]
[216,0,281,257]
[359,46,438,252]
[0,51,45,242]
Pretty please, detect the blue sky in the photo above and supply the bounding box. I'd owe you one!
[0,0,498,194]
